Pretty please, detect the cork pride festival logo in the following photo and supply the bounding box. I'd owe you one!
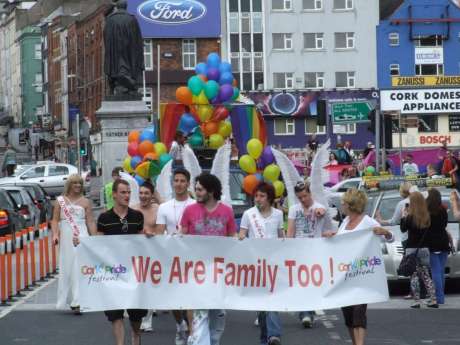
[138,0,207,25]
[81,264,128,285]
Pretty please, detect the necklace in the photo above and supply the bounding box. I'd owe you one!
[173,199,189,230]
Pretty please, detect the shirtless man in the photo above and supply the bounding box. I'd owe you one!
[133,181,159,332]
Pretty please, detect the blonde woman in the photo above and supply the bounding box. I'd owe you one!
[51,174,97,314]
[400,191,438,308]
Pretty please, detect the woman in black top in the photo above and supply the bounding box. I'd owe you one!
[400,191,438,308]
[426,188,450,304]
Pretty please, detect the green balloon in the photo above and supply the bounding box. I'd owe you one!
[148,160,161,177]
[189,133,203,147]
[187,76,204,96]
[204,80,219,100]
[232,87,240,101]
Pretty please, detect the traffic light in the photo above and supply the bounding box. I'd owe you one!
[80,142,87,156]
[368,109,376,133]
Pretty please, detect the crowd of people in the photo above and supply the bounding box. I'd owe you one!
[51,159,456,345]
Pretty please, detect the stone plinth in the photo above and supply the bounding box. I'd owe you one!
[96,100,150,186]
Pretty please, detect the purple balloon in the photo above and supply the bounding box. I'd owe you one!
[207,67,220,81]
[261,147,275,165]
[219,84,234,102]
[256,160,265,171]
[211,95,221,105]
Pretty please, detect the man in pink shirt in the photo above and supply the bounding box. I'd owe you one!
[181,173,237,345]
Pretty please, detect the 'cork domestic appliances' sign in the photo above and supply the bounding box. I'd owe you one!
[129,0,220,38]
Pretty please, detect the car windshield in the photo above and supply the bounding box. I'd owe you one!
[229,171,248,206]
[8,190,24,206]
[12,165,32,177]
[0,191,14,209]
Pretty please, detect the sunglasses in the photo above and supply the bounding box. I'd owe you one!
[294,181,307,192]
[120,218,128,233]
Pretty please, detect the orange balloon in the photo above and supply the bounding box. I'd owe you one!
[203,122,219,137]
[198,74,208,82]
[232,79,238,87]
[143,152,159,161]
[138,140,155,157]
[176,86,193,105]
[243,174,259,195]
[128,130,140,143]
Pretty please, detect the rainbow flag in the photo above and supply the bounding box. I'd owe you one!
[159,103,187,150]
[230,105,267,155]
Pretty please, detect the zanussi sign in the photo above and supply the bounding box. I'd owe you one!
[392,76,460,87]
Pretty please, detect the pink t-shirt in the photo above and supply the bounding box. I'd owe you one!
[181,203,237,237]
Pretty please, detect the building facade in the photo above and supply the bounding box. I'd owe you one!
[378,0,460,148]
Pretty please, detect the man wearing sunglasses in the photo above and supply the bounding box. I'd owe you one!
[286,181,334,329]
[97,179,146,345]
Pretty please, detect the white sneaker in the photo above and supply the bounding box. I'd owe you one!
[175,323,186,345]
[254,317,259,326]
[302,316,312,328]
[180,320,189,339]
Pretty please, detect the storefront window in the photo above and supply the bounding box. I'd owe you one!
[418,115,438,133]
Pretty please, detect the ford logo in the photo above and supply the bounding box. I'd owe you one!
[138,0,207,25]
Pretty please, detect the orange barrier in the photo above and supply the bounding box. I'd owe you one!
[43,224,51,277]
[0,237,8,306]
[28,228,37,285]
[21,230,31,291]
[14,232,23,296]
[5,234,14,301]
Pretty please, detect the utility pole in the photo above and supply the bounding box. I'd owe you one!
[76,113,81,174]
[375,108,381,172]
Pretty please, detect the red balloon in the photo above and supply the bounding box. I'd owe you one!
[243,175,259,195]
[213,106,230,122]
[127,142,139,157]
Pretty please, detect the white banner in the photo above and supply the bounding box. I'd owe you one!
[77,230,389,312]
[380,88,460,114]
[415,47,443,65]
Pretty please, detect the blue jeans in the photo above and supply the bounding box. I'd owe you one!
[299,311,315,321]
[189,310,226,345]
[430,252,448,304]
[258,312,282,345]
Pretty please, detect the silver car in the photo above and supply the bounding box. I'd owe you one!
[368,189,460,281]
[2,186,41,228]
[0,163,90,197]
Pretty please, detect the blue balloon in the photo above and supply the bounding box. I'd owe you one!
[159,153,172,168]
[219,62,232,74]
[207,52,221,68]
[255,173,263,181]
[195,62,207,76]
[130,156,142,169]
[139,128,156,143]
[178,113,198,134]
[134,175,145,185]
[219,72,234,85]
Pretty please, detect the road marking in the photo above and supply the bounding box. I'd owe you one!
[322,320,334,329]
[328,332,341,340]
[0,278,56,320]
[421,341,433,344]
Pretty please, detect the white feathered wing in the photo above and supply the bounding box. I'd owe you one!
[310,139,332,209]
[182,144,202,193]
[211,142,232,205]
[119,172,140,207]
[272,147,302,207]
[156,160,174,202]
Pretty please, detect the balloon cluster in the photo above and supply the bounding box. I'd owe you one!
[239,139,285,198]
[123,126,172,185]
[175,52,240,149]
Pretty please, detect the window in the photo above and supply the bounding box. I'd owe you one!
[242,34,251,52]
[415,64,443,76]
[272,0,291,11]
[253,52,263,72]
[335,71,355,88]
[333,0,353,10]
[230,52,240,72]
[229,0,238,12]
[303,0,322,10]
[273,72,294,89]
[22,166,45,179]
[389,33,399,46]
[391,119,407,133]
[182,39,197,70]
[274,119,295,135]
[34,43,42,59]
[139,87,153,109]
[304,33,324,50]
[229,13,239,33]
[414,35,443,47]
[390,64,400,76]
[253,34,263,51]
[241,13,250,33]
[333,123,356,134]
[253,0,262,12]
[48,165,69,177]
[335,32,355,49]
[34,73,43,93]
[242,52,251,72]
[273,33,293,50]
[418,115,438,133]
[252,13,263,33]
[304,72,324,88]
[230,34,239,52]
[143,40,153,71]
[305,119,326,134]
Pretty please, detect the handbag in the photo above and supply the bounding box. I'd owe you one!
[397,225,428,277]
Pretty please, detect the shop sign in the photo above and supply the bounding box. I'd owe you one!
[414,47,443,65]
[381,88,460,114]
[392,76,460,87]
[419,135,451,145]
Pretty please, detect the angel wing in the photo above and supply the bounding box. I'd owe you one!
[271,147,302,207]
[119,172,140,207]
[182,144,202,192]
[156,159,174,202]
[211,142,232,204]
[310,139,331,209]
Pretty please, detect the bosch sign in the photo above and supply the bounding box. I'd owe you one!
[129,0,220,38]
[138,0,206,25]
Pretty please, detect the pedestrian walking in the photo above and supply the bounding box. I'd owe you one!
[96,179,147,345]
[104,167,123,210]
[155,168,195,345]
[286,181,334,329]
[323,188,393,345]
[239,182,284,345]
[132,181,159,332]
[181,173,237,345]
[51,174,97,314]
[1,144,17,176]
[400,191,438,309]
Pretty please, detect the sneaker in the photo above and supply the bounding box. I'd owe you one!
[254,317,259,327]
[410,303,421,309]
[268,336,281,345]
[180,320,189,338]
[427,303,439,309]
[175,323,186,345]
[403,294,413,300]
[141,326,154,332]
[302,316,312,328]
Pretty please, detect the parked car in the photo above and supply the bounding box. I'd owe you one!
[0,188,27,237]
[328,177,363,209]
[0,163,90,197]
[1,186,41,228]
[0,183,52,223]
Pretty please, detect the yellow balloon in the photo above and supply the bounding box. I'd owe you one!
[273,180,285,198]
[196,90,209,105]
[239,154,257,174]
[198,105,213,122]
[123,156,134,173]
[154,142,167,156]
[209,133,224,149]
[135,161,150,179]
[218,121,232,138]
[247,138,263,159]
[263,164,281,183]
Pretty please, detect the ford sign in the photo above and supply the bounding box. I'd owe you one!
[138,0,207,25]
